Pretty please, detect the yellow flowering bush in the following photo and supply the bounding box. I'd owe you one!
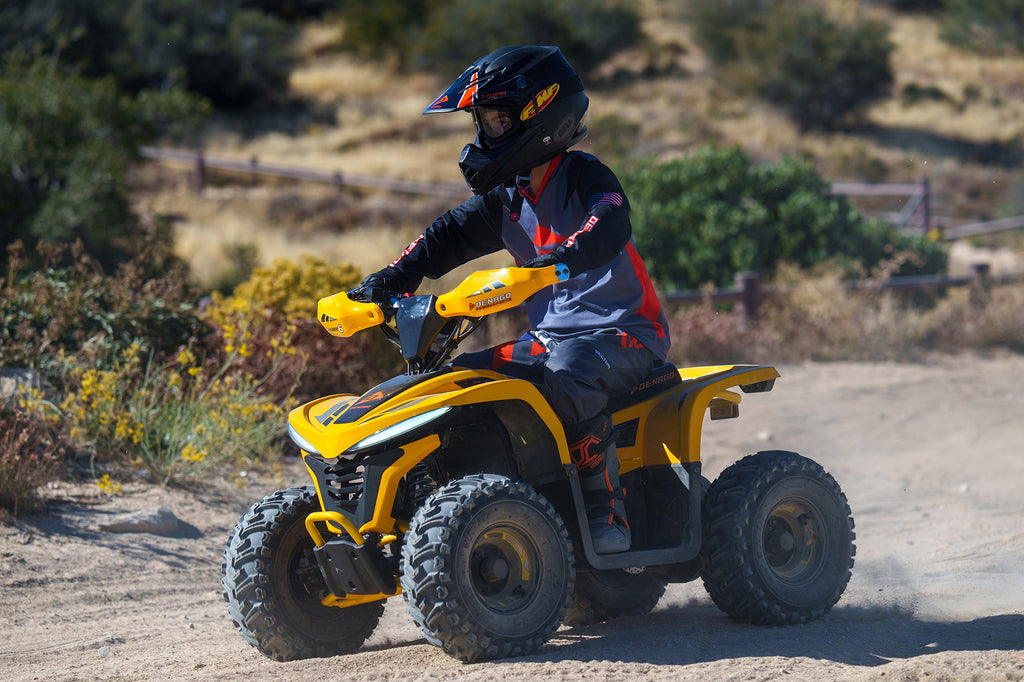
[206,254,361,328]
[7,251,398,491]
[51,340,289,485]
[202,255,399,404]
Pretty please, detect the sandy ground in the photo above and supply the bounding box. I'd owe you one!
[2,354,1023,681]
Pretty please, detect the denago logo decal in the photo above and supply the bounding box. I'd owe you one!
[469,280,506,297]
[470,292,511,312]
[520,83,560,121]
[468,281,511,311]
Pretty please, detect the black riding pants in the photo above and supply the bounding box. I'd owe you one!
[452,328,659,427]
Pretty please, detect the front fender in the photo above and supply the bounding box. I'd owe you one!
[288,369,568,462]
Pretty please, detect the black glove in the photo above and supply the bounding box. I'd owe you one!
[521,252,562,270]
[348,266,408,305]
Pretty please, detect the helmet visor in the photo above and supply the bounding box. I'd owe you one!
[471,106,520,147]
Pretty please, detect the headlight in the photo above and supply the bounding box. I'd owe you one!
[352,406,452,451]
[288,423,321,456]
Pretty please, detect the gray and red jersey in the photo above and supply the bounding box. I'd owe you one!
[388,151,670,360]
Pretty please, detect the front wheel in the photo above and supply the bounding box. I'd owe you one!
[222,487,384,661]
[700,451,855,625]
[401,474,574,662]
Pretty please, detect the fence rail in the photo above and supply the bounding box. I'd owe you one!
[664,263,1024,322]
[141,146,1024,240]
[139,146,470,199]
[831,178,930,233]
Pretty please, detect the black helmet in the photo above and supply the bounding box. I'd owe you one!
[424,45,589,195]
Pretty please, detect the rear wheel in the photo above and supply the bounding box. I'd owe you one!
[563,568,666,627]
[222,486,384,661]
[701,451,855,625]
[401,474,574,662]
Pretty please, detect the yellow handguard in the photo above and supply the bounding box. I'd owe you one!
[317,291,386,338]
[436,264,569,317]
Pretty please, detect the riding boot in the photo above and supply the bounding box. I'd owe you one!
[566,414,631,554]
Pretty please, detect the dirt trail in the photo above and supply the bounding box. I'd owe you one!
[2,354,1023,680]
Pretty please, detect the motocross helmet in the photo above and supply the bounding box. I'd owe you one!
[423,45,589,195]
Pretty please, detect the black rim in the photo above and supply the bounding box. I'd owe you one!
[761,496,826,584]
[275,521,341,629]
[286,541,332,613]
[468,523,541,614]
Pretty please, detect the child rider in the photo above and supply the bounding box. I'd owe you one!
[348,45,671,554]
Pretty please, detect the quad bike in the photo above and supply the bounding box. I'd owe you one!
[223,264,855,663]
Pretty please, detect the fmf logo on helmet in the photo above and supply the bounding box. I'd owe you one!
[520,83,560,121]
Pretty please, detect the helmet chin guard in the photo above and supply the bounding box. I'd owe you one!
[425,46,589,195]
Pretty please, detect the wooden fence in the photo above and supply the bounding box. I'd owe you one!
[831,178,1024,241]
[141,146,1024,240]
[664,263,1024,323]
[831,178,931,233]
[139,146,470,199]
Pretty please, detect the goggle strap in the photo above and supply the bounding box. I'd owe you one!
[508,175,530,222]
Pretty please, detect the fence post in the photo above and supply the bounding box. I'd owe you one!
[920,177,931,235]
[969,262,991,305]
[191,151,205,192]
[735,271,762,326]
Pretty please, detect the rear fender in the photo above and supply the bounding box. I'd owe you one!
[612,365,779,471]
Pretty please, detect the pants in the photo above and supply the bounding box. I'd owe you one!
[452,328,659,427]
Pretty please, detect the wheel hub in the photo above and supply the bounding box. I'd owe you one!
[763,499,820,581]
[469,527,538,612]
[479,556,510,582]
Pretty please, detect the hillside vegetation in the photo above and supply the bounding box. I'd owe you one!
[3,0,1024,509]
[127,1,1024,286]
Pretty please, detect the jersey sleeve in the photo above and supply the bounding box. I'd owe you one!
[548,155,632,276]
[388,191,507,292]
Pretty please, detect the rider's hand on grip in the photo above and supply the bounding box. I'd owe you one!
[522,254,570,282]
[347,285,397,306]
[522,252,561,270]
[348,266,408,305]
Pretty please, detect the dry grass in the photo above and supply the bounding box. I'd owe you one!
[135,1,1024,293]
[666,268,1024,367]
[875,15,1024,142]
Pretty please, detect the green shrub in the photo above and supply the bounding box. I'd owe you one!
[941,0,1024,55]
[420,0,642,76]
[340,0,642,76]
[622,146,947,290]
[755,6,893,130]
[684,0,780,64]
[0,55,208,269]
[241,0,338,20]
[686,0,893,130]
[859,0,943,10]
[0,242,204,382]
[2,1,294,108]
[338,0,438,65]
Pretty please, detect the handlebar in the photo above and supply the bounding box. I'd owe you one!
[317,264,568,339]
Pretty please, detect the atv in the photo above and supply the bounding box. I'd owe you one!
[223,264,855,663]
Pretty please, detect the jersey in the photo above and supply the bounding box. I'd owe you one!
[387,150,670,360]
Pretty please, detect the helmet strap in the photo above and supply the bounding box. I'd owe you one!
[507,174,531,223]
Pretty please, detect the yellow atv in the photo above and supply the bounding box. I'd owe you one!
[222,265,855,663]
